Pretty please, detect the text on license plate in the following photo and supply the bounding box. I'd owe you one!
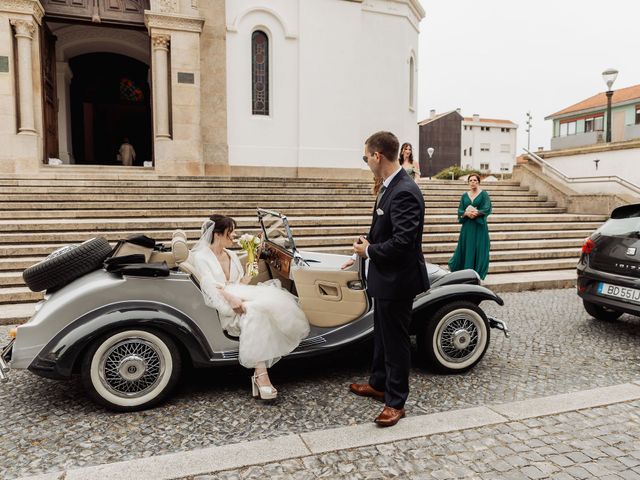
[597,282,640,302]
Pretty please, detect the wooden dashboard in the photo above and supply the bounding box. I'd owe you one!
[261,242,293,277]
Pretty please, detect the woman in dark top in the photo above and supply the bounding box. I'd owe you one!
[399,142,420,182]
[448,174,492,279]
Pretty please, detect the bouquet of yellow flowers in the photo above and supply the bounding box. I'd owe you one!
[239,233,261,277]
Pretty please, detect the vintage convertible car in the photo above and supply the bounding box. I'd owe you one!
[1,209,508,411]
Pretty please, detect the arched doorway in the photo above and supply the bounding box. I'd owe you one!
[69,53,152,165]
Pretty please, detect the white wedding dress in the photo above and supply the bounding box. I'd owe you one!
[191,243,309,369]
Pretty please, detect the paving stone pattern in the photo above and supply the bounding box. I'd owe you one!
[185,400,640,479]
[1,289,640,479]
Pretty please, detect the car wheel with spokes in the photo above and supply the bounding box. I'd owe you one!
[583,300,622,321]
[81,329,181,412]
[418,301,490,373]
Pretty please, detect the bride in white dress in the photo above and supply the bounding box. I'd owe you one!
[190,214,310,400]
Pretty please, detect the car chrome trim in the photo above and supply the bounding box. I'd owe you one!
[487,316,510,338]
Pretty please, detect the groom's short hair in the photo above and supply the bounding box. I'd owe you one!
[365,131,399,163]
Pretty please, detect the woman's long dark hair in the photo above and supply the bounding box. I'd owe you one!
[399,142,414,165]
[208,214,237,243]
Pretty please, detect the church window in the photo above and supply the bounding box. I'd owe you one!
[252,30,269,116]
[409,56,415,109]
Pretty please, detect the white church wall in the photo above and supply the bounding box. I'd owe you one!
[225,0,422,176]
[360,2,420,162]
[226,0,300,171]
[297,0,362,171]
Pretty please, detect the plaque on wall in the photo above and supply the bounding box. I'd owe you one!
[0,56,9,73]
[177,72,195,84]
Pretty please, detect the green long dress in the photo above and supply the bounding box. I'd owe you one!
[448,190,492,279]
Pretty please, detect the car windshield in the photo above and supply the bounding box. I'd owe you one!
[258,210,296,251]
[598,217,640,237]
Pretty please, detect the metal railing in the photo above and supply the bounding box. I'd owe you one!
[523,148,640,197]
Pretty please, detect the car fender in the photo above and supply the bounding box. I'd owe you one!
[411,283,504,326]
[28,301,214,380]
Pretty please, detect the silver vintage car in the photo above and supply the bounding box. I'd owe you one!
[1,209,508,411]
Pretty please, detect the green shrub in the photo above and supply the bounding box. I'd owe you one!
[434,165,479,180]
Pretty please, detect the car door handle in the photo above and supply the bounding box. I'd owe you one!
[315,282,341,301]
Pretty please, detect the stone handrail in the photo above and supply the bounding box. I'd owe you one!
[523,148,640,197]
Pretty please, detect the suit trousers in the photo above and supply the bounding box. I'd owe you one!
[368,297,412,409]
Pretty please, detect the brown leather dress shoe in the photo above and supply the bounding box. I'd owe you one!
[375,406,406,427]
[349,383,385,402]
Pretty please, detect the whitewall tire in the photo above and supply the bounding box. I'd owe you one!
[81,329,181,411]
[418,301,490,373]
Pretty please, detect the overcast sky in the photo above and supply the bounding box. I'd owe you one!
[416,0,640,152]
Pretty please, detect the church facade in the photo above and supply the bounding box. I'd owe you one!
[0,0,424,177]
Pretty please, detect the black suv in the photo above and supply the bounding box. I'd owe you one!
[577,203,640,321]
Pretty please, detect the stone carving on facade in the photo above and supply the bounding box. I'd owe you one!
[0,0,45,24]
[145,11,204,33]
[151,34,170,50]
[10,18,36,38]
[152,0,178,13]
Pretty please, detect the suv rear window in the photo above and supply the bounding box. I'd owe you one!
[598,217,640,236]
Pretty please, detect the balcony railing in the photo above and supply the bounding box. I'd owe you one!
[550,131,603,150]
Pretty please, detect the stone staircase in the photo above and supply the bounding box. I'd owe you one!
[0,171,607,324]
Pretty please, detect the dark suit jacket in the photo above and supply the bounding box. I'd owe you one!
[366,169,430,299]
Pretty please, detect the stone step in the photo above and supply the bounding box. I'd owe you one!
[0,224,599,247]
[0,234,587,259]
[0,199,557,211]
[0,227,594,250]
[483,269,576,293]
[0,206,570,220]
[0,286,41,304]
[0,271,23,286]
[0,183,532,194]
[0,192,542,202]
[0,214,606,233]
[308,245,582,262]
[0,302,38,325]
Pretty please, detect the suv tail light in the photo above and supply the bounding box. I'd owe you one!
[582,237,595,254]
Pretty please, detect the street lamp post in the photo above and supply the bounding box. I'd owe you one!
[525,111,533,151]
[427,147,435,179]
[602,68,618,143]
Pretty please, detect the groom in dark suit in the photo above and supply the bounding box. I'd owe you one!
[351,131,429,427]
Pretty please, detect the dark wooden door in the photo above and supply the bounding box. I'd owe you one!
[42,24,58,162]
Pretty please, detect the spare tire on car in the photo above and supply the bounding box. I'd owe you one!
[23,237,113,292]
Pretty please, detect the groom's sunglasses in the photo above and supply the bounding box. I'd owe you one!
[362,155,368,164]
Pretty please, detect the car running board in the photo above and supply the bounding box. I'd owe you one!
[488,316,510,338]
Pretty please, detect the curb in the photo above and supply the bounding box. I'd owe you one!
[17,381,640,480]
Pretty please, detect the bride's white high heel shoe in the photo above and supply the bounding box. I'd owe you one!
[251,372,278,400]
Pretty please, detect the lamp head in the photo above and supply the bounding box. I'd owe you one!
[602,68,619,91]
[427,147,435,158]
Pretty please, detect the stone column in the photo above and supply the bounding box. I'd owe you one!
[152,34,171,139]
[56,62,73,162]
[10,18,36,134]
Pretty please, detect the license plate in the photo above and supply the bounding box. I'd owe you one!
[597,282,640,303]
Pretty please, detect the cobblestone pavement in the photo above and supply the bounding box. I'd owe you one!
[184,400,640,480]
[1,289,640,479]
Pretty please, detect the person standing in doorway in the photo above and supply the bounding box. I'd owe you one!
[350,131,429,427]
[118,137,136,166]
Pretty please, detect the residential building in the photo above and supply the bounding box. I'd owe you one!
[545,83,640,150]
[461,115,518,173]
[417,109,463,177]
[0,0,424,177]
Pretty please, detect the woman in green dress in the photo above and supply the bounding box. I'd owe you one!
[448,174,492,279]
